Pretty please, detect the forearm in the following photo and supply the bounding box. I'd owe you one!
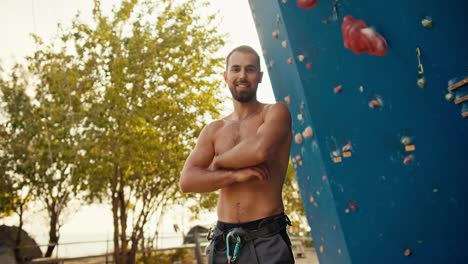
[214,136,267,169]
[179,166,236,193]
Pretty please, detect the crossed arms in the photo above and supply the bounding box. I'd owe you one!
[179,103,291,193]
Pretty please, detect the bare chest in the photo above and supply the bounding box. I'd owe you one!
[213,116,264,156]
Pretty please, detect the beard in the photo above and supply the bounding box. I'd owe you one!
[229,84,257,103]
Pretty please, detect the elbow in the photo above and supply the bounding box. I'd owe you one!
[179,172,191,193]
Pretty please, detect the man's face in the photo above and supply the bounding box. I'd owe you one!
[224,51,263,103]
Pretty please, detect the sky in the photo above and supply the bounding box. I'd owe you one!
[0,0,276,256]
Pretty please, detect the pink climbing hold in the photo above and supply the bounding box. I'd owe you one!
[297,0,319,9]
[341,15,388,56]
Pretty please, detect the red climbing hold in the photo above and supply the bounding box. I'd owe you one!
[341,15,388,56]
[297,0,319,9]
[334,84,343,94]
[349,200,358,211]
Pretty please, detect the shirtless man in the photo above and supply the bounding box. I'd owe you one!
[180,45,294,263]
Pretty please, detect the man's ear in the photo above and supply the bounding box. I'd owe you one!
[223,71,228,81]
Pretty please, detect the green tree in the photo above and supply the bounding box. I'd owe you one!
[25,42,84,257]
[0,64,39,260]
[50,1,225,263]
[283,162,308,234]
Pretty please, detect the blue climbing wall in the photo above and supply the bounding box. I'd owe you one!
[247,0,468,263]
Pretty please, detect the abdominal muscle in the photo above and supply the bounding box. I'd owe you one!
[216,164,286,223]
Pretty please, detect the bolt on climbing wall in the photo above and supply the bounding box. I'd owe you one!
[247,0,468,263]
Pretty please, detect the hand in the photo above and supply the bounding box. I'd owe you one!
[208,156,219,171]
[233,164,269,183]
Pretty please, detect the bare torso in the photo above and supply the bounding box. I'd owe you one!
[212,104,292,223]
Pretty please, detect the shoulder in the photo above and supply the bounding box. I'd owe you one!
[264,102,291,123]
[201,119,225,134]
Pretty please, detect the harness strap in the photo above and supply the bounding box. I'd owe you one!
[207,214,291,264]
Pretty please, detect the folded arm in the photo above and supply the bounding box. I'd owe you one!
[179,122,267,193]
[213,103,292,170]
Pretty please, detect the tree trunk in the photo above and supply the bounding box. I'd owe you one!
[118,176,128,264]
[14,203,24,262]
[45,200,59,257]
[112,164,121,264]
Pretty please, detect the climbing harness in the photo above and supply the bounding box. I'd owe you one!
[206,214,292,264]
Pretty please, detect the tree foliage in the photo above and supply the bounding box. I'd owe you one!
[1,0,226,262]
[0,0,309,262]
[51,0,225,263]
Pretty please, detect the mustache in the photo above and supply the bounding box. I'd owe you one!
[235,81,250,85]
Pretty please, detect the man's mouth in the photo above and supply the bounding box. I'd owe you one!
[236,83,249,89]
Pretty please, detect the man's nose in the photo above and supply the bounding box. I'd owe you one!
[239,69,247,79]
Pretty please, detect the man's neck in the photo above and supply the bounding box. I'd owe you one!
[231,99,262,121]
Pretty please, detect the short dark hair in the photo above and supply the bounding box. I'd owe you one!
[225,45,261,71]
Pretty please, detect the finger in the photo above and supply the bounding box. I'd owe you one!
[250,167,266,180]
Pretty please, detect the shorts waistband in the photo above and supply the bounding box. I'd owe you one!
[216,212,285,232]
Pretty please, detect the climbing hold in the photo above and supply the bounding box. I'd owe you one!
[295,154,303,166]
[319,245,324,253]
[401,136,415,151]
[295,154,302,161]
[405,144,416,152]
[333,224,337,230]
[404,248,412,257]
[287,57,293,64]
[417,77,426,88]
[272,31,279,39]
[297,113,303,121]
[282,40,288,48]
[401,136,411,146]
[334,84,343,94]
[298,54,305,62]
[344,208,350,214]
[403,155,414,165]
[284,95,291,105]
[309,196,315,203]
[342,142,352,152]
[338,248,342,255]
[295,133,303,144]
[332,150,342,163]
[297,0,319,9]
[341,15,388,56]
[322,175,327,181]
[282,0,288,3]
[445,93,455,101]
[421,17,433,28]
[359,85,364,93]
[302,126,313,138]
[349,200,358,211]
[342,142,352,158]
[369,97,383,109]
[306,63,313,69]
[433,187,439,193]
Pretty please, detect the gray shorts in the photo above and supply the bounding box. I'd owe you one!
[206,213,295,264]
